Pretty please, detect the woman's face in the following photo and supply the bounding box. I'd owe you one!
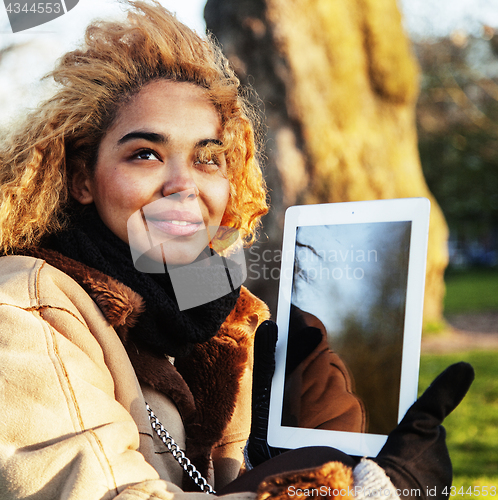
[73,80,230,266]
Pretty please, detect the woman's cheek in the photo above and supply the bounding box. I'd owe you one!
[213,176,231,206]
[113,176,153,210]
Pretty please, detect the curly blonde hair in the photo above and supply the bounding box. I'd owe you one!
[0,0,268,254]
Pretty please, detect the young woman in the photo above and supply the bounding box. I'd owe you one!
[0,1,474,499]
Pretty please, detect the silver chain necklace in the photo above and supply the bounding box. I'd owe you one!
[146,402,216,495]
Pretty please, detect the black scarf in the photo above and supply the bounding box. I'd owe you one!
[45,205,241,357]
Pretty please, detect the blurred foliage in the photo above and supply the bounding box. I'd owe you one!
[414,33,498,254]
[419,351,498,489]
[420,132,498,226]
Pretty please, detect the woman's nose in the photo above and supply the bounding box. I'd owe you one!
[161,161,200,201]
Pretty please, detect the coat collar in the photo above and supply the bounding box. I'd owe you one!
[25,248,268,343]
[25,247,269,484]
[24,247,145,338]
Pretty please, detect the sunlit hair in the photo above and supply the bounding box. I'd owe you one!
[0,0,268,254]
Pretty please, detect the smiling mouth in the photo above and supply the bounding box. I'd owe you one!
[169,220,196,226]
[148,218,204,237]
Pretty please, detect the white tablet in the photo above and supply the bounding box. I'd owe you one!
[268,198,430,457]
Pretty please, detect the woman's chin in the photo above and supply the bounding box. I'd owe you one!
[131,242,208,272]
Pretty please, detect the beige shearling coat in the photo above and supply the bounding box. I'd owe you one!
[0,254,269,500]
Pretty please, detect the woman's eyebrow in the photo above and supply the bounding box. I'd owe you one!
[116,133,222,148]
[196,139,223,147]
[117,131,168,145]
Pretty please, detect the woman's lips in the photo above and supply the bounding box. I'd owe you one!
[148,218,204,237]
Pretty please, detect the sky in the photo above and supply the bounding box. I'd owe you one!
[399,0,498,39]
[0,0,497,124]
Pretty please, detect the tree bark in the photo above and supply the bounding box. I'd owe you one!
[205,0,448,327]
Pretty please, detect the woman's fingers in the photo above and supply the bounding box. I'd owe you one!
[405,362,475,428]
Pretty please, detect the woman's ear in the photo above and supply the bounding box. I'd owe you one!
[70,170,94,205]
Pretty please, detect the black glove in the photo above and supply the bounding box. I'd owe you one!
[374,362,475,499]
[245,321,286,467]
[246,320,324,467]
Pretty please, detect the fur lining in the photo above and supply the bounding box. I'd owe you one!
[176,286,269,488]
[257,461,354,499]
[25,248,270,487]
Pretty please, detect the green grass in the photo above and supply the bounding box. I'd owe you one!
[419,351,498,494]
[416,268,498,495]
[444,268,498,314]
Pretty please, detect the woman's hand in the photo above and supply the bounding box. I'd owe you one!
[374,362,475,498]
[246,319,328,467]
[246,321,286,468]
[247,319,475,500]
[246,317,362,467]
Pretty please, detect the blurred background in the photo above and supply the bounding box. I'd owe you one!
[1,0,497,490]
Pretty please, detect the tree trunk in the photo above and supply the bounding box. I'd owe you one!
[205,0,448,328]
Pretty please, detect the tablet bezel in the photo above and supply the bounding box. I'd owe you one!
[267,198,430,457]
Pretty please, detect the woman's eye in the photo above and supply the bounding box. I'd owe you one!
[134,150,160,161]
[194,156,220,171]
[195,158,217,165]
[194,149,220,169]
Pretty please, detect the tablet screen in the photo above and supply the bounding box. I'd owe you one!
[283,221,411,435]
[268,198,430,456]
